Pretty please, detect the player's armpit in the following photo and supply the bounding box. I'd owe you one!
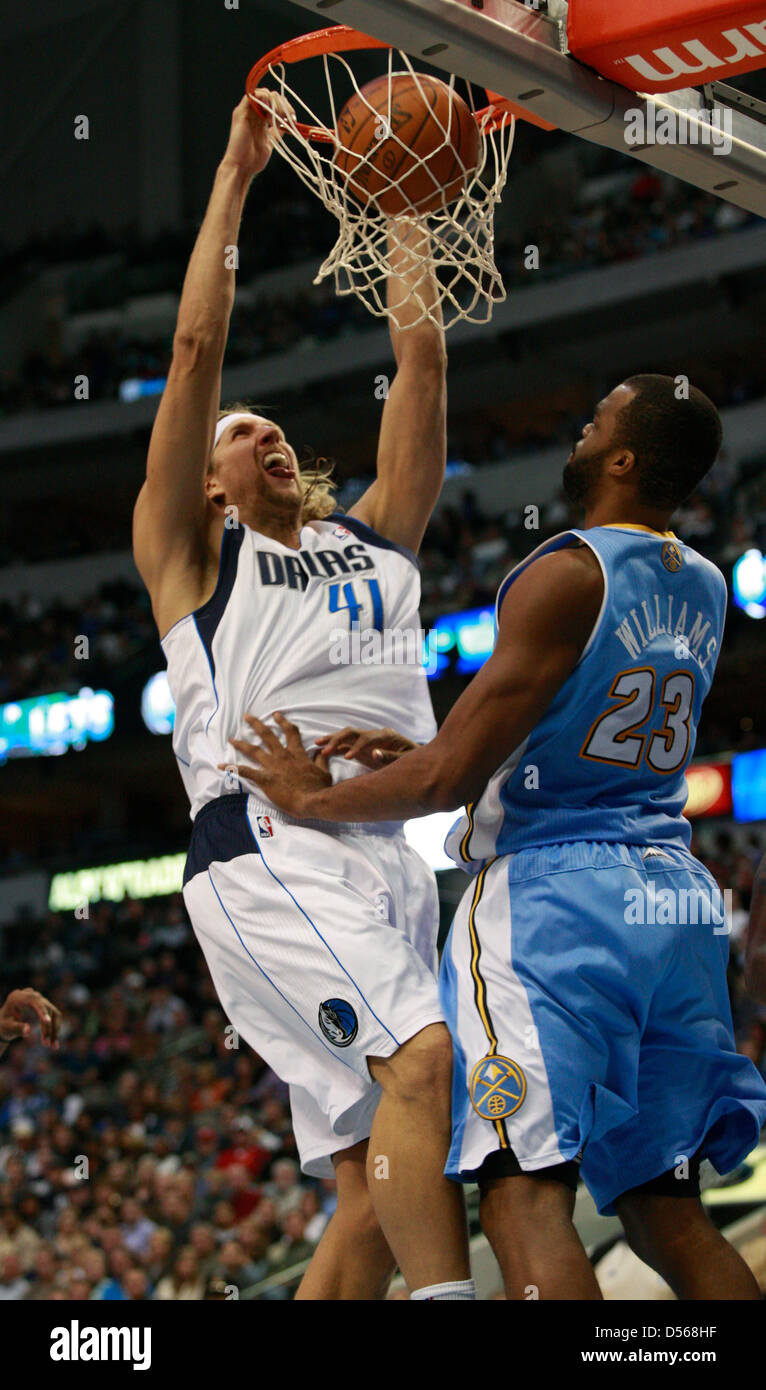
[420,545,605,810]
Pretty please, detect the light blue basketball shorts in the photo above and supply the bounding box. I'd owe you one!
[440,841,766,1214]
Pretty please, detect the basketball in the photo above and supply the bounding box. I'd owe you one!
[334,72,481,215]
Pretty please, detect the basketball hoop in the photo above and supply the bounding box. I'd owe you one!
[245,26,520,331]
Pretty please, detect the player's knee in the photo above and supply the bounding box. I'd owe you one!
[616,1194,708,1269]
[617,1205,654,1266]
[481,1173,575,1233]
[373,1023,453,1105]
[337,1185,387,1241]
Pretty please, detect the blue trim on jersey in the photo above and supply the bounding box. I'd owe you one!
[192,613,220,736]
[158,527,243,652]
[496,530,610,667]
[194,524,245,675]
[496,530,592,622]
[329,512,420,571]
[180,524,245,737]
[256,840,401,1049]
[206,870,360,1075]
[159,610,191,648]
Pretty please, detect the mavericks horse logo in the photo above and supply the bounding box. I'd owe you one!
[318,998,358,1047]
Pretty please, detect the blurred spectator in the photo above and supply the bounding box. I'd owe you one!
[0,1253,31,1300]
[263,1159,304,1220]
[301,1188,329,1245]
[26,1245,60,1301]
[0,1205,41,1272]
[123,1267,150,1301]
[267,1211,316,1274]
[188,1223,219,1281]
[120,1197,157,1258]
[216,1116,273,1179]
[153,1247,204,1301]
[213,1238,264,1292]
[81,1248,112,1300]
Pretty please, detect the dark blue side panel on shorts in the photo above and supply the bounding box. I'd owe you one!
[183,793,258,886]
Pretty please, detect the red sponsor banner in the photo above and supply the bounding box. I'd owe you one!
[568,0,766,93]
[684,761,733,818]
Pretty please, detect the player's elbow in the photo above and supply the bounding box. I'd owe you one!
[420,758,463,815]
[395,329,447,377]
[172,326,226,371]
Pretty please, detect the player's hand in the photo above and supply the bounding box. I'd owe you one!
[315,727,417,768]
[223,92,295,179]
[221,713,331,816]
[0,989,62,1049]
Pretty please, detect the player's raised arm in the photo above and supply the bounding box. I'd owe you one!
[132,94,288,628]
[348,220,447,554]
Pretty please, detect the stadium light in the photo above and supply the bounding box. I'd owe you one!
[733,548,766,619]
[0,688,114,762]
[141,672,175,735]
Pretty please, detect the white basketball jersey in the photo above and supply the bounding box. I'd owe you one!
[162,514,437,820]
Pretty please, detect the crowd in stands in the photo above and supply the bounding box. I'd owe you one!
[0,826,763,1302]
[0,161,760,419]
[0,892,335,1301]
[0,580,155,706]
[697,828,766,1077]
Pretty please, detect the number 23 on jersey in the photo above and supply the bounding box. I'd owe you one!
[581,666,695,775]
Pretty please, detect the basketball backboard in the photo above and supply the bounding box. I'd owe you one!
[287,0,766,216]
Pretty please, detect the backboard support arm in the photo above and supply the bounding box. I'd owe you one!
[289,0,766,216]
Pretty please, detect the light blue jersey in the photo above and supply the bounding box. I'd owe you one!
[446,525,728,868]
[441,525,766,1207]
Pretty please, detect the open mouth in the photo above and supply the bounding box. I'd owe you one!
[262,450,294,480]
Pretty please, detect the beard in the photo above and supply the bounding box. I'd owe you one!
[562,446,607,506]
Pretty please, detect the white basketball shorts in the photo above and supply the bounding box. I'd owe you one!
[182,792,444,1177]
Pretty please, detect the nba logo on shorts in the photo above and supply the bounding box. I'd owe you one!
[256,815,274,838]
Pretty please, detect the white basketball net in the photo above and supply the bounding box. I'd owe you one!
[257,47,515,331]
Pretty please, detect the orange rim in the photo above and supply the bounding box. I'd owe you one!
[245,25,524,142]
